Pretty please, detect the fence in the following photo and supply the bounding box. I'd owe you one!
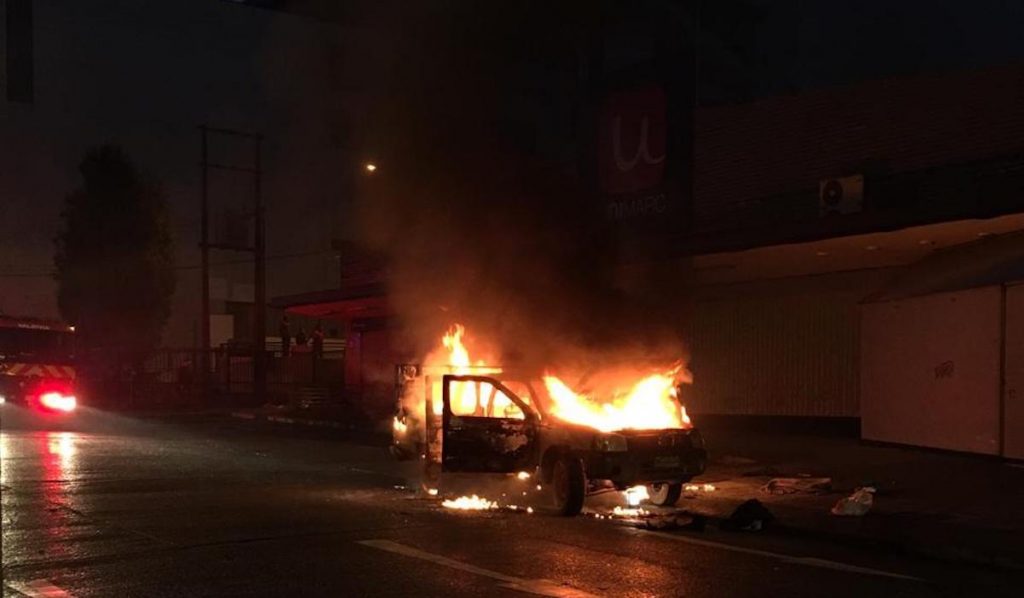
[78,347,345,409]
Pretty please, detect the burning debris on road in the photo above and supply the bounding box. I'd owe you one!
[624,485,650,506]
[683,483,717,497]
[441,495,498,510]
[611,506,650,518]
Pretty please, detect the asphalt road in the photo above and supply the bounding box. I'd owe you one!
[1,406,1020,597]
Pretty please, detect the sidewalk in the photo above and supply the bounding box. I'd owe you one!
[687,425,1024,569]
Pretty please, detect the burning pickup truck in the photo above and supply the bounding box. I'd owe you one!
[392,326,707,516]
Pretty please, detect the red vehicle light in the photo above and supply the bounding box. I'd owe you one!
[39,391,77,413]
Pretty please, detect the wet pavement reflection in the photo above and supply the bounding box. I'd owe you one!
[1,416,1021,597]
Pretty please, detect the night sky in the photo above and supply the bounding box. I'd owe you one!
[3,0,1024,329]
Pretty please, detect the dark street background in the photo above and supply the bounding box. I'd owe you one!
[2,411,1020,597]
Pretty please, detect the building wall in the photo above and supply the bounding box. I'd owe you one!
[0,0,361,346]
[694,64,1024,224]
[1003,283,1024,459]
[685,269,892,417]
[861,286,1003,454]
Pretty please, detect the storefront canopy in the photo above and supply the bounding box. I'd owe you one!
[269,283,389,321]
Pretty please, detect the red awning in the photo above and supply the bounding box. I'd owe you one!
[270,284,389,321]
[286,296,389,320]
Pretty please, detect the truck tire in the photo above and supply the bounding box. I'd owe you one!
[552,456,585,516]
[647,482,682,507]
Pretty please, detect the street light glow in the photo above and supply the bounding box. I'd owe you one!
[364,163,377,173]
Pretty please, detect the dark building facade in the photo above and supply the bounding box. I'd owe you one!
[280,62,1024,443]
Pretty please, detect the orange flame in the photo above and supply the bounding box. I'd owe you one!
[426,325,504,416]
[427,324,691,432]
[543,370,691,432]
[441,494,498,510]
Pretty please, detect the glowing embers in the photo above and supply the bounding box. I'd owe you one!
[441,495,498,510]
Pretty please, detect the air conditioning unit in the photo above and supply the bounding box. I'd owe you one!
[819,174,864,217]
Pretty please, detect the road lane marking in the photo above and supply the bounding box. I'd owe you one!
[7,579,75,597]
[358,539,597,597]
[784,556,924,579]
[633,530,925,582]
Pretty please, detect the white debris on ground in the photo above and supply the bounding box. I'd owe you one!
[831,486,875,516]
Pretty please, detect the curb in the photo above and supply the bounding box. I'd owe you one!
[229,410,353,430]
[227,410,393,448]
[266,414,350,429]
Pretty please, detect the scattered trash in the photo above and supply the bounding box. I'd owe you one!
[720,499,774,532]
[761,477,832,495]
[831,487,875,516]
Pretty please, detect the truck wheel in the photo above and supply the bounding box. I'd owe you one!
[552,456,585,516]
[647,483,682,507]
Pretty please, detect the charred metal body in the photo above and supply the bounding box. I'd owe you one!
[393,366,707,516]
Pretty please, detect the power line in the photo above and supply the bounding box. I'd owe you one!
[0,248,338,279]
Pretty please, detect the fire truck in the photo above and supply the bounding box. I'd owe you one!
[0,315,78,414]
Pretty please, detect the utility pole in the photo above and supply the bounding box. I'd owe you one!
[252,138,266,405]
[200,126,211,401]
[199,126,265,405]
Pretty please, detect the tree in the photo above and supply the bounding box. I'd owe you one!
[54,145,175,368]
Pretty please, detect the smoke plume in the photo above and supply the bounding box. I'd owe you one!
[352,6,689,377]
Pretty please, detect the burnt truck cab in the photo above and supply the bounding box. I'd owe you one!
[437,373,707,516]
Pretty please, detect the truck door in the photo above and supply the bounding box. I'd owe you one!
[441,374,538,473]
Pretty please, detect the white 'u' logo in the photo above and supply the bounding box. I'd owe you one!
[612,115,665,172]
